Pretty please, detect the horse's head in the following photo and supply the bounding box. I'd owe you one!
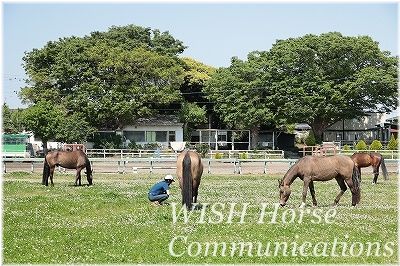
[84,169,93,186]
[278,179,291,207]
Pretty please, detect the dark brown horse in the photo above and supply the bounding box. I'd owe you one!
[279,155,361,207]
[42,150,93,186]
[351,152,388,184]
[176,150,203,209]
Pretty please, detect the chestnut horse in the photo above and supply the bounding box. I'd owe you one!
[42,150,93,186]
[279,155,361,207]
[176,150,203,209]
[351,152,388,184]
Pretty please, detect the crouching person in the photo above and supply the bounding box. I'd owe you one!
[148,174,175,206]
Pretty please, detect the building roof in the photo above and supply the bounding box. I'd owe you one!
[135,115,183,126]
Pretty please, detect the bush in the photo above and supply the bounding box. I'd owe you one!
[239,152,248,159]
[195,144,210,158]
[305,131,316,146]
[342,144,351,151]
[369,140,383,150]
[214,152,223,159]
[355,140,368,150]
[387,134,399,150]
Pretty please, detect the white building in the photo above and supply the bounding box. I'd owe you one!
[121,115,184,149]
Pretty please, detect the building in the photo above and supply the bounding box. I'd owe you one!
[120,115,184,149]
[324,113,396,144]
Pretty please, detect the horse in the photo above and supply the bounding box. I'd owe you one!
[42,150,93,186]
[278,155,361,207]
[351,152,388,184]
[176,150,203,209]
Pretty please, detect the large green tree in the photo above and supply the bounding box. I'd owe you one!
[178,57,216,140]
[204,52,275,147]
[206,32,397,145]
[2,104,24,133]
[267,32,397,142]
[20,25,186,133]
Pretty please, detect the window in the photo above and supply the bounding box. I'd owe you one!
[169,131,176,142]
[217,131,227,142]
[125,131,145,142]
[156,131,167,142]
[146,131,168,142]
[146,131,156,142]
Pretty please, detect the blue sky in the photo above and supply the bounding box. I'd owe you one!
[2,2,398,109]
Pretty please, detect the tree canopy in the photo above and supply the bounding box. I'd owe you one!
[21,25,186,132]
[205,32,398,144]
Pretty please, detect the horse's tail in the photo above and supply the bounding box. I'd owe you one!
[380,156,389,181]
[351,164,361,205]
[85,155,93,185]
[42,156,50,185]
[182,152,193,210]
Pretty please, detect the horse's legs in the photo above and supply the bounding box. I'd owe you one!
[308,181,317,207]
[75,170,82,186]
[193,188,198,203]
[301,178,311,207]
[343,177,360,206]
[358,167,362,182]
[49,167,55,186]
[334,177,347,205]
[372,163,380,184]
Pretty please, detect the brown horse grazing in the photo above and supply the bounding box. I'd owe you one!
[351,152,388,184]
[42,150,93,186]
[176,150,203,209]
[279,155,361,207]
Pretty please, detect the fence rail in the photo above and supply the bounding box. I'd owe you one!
[85,149,286,159]
[3,157,399,175]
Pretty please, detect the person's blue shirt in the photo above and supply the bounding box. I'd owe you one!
[149,180,170,195]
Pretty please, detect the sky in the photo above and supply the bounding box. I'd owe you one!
[2,2,398,111]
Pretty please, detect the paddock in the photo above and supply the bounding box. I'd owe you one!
[3,172,398,264]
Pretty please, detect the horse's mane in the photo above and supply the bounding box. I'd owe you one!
[282,159,301,185]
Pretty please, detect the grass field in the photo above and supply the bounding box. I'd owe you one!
[3,171,398,264]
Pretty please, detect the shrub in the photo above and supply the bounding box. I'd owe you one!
[305,131,316,146]
[214,152,223,159]
[342,144,351,151]
[387,134,399,150]
[239,152,248,159]
[355,140,368,150]
[195,144,210,157]
[369,140,383,150]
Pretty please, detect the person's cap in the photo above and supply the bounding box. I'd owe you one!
[164,174,175,182]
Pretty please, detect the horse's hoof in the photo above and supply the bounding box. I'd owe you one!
[299,202,306,208]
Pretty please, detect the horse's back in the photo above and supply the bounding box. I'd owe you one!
[351,152,375,167]
[46,150,88,169]
[176,150,203,187]
[300,155,354,179]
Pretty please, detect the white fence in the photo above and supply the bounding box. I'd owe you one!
[3,157,399,175]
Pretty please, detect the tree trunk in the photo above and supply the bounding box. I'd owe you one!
[311,121,327,144]
[250,126,260,149]
[42,140,48,155]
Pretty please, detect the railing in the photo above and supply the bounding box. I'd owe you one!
[85,149,285,159]
[340,150,398,159]
[3,157,399,175]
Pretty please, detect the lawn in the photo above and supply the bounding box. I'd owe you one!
[3,171,398,264]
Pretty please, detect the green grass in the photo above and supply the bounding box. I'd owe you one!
[3,172,398,264]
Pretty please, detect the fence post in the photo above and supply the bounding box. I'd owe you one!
[31,162,34,173]
[208,160,211,174]
[264,161,267,174]
[3,162,6,173]
[150,159,153,173]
